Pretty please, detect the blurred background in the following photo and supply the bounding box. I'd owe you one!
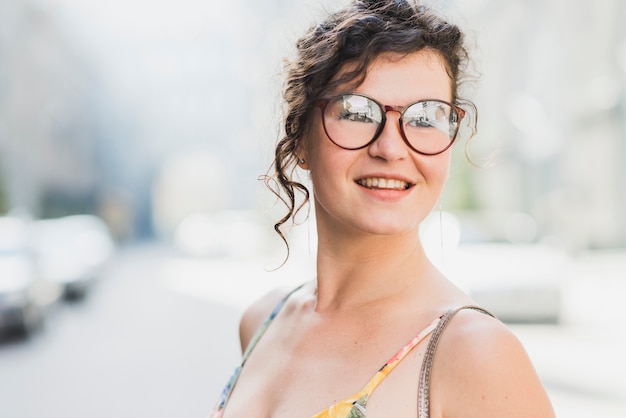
[0,0,625,417]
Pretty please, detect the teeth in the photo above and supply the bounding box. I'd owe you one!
[357,178,410,190]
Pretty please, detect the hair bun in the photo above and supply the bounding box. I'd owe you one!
[359,0,395,6]
[356,0,415,19]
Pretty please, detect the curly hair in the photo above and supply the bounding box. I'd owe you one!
[262,0,477,259]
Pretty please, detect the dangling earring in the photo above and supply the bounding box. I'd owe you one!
[438,198,445,268]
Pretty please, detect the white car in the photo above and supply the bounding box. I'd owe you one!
[31,215,115,300]
[0,216,60,336]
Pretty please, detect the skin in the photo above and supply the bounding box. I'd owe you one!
[222,50,555,418]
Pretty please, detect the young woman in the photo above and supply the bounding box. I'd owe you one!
[210,0,555,417]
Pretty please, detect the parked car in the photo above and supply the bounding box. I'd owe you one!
[0,216,60,337]
[30,215,115,300]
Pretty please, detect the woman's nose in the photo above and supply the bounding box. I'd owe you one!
[367,111,410,160]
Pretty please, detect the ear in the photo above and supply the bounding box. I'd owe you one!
[297,155,309,170]
[295,135,310,170]
[295,142,309,169]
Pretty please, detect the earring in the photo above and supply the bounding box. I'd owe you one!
[299,158,306,164]
[437,198,445,268]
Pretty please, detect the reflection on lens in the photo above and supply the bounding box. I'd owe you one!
[324,95,382,149]
[402,101,455,154]
[320,94,462,154]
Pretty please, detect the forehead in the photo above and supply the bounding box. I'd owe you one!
[333,50,453,104]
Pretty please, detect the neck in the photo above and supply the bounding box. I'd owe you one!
[313,228,438,313]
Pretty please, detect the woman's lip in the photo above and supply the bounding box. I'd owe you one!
[355,182,413,201]
[355,176,414,190]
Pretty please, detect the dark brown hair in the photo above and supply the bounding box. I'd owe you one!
[262,0,476,259]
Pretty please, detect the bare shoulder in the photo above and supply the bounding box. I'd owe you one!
[238,286,293,354]
[431,308,555,418]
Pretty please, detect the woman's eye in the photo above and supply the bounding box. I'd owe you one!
[340,110,376,123]
[405,116,433,128]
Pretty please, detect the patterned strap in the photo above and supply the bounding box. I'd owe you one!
[417,305,495,418]
[241,284,306,362]
[212,284,306,415]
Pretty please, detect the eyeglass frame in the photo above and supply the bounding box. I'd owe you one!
[316,93,466,156]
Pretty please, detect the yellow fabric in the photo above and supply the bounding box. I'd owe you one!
[311,315,442,418]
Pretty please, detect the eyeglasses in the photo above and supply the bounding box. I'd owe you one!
[317,93,465,155]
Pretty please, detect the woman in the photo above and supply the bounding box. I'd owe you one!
[210,0,555,417]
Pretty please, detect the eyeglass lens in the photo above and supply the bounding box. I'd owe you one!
[322,94,460,154]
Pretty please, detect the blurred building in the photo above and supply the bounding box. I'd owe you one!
[453,0,626,250]
[0,0,98,216]
[0,0,624,249]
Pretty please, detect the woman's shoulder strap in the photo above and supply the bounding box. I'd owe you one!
[417,305,496,418]
[212,284,306,414]
[241,283,305,362]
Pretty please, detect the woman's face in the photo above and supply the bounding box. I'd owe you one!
[303,49,455,238]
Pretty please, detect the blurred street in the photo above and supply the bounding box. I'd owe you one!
[0,243,624,418]
[0,244,240,418]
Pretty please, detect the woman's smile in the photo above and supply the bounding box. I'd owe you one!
[355,177,413,191]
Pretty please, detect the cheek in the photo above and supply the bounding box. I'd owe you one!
[420,153,452,186]
[301,114,324,165]
[303,117,339,175]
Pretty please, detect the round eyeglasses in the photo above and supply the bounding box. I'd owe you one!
[317,93,466,156]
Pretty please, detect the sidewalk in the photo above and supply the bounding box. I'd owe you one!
[513,249,626,418]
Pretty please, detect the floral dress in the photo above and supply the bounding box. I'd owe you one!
[208,284,494,418]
